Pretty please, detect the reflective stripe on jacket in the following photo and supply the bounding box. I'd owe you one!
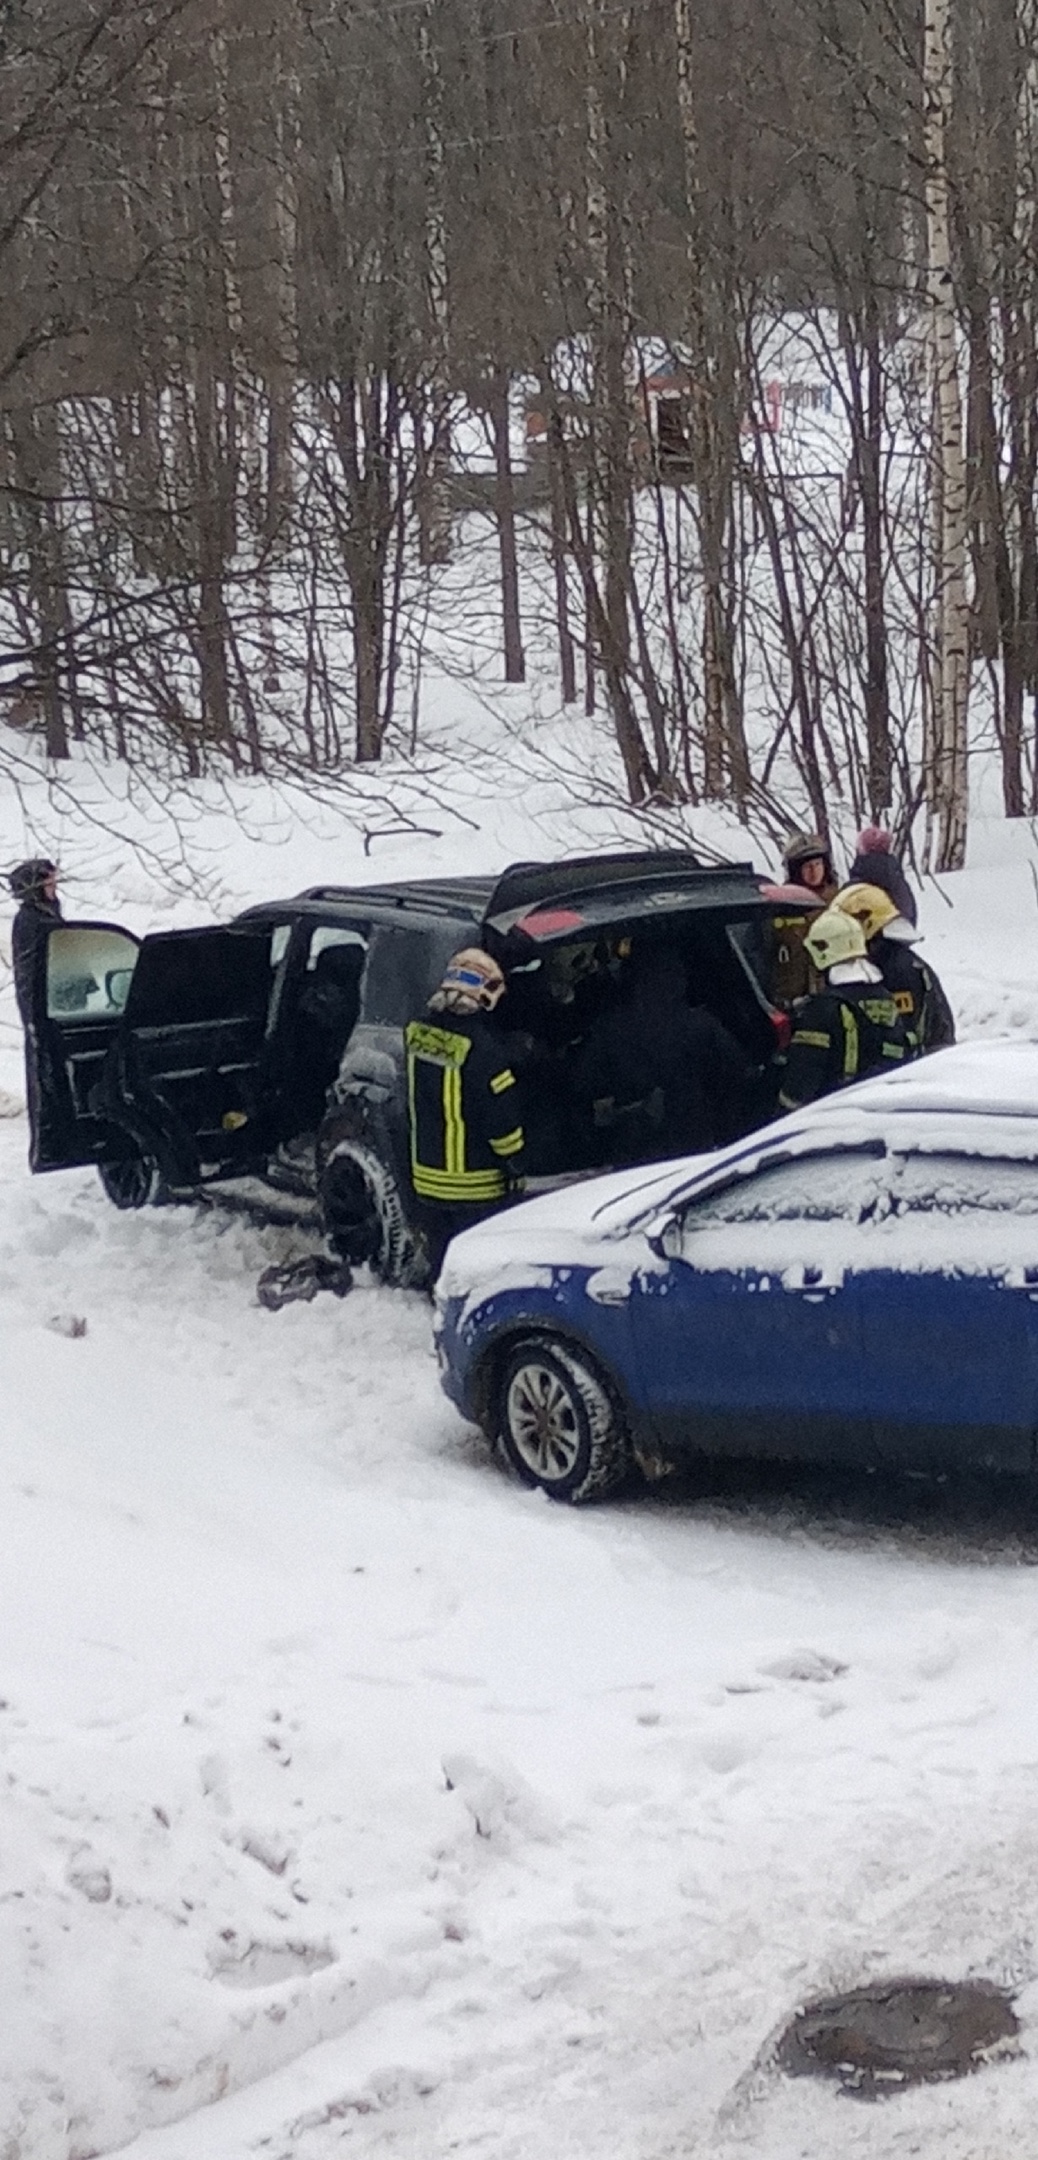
[778,983,909,1111]
[405,1014,525,1204]
[875,942,956,1054]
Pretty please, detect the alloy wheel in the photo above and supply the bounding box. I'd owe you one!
[505,1360,582,1483]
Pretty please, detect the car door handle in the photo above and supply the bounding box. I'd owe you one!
[781,1266,842,1299]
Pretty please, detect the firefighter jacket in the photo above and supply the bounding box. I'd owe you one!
[405,1011,525,1205]
[874,940,955,1054]
[778,979,909,1111]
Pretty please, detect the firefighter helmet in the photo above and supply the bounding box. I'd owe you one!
[803,908,868,973]
[783,830,831,876]
[433,948,506,1013]
[831,881,900,945]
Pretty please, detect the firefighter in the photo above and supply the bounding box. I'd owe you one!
[781,831,839,906]
[831,883,955,1055]
[778,908,910,1111]
[405,947,525,1278]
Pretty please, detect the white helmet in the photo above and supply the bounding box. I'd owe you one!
[431,948,506,1014]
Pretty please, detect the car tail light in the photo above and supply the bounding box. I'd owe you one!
[770,1009,792,1052]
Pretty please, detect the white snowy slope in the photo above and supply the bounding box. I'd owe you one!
[7,1123,1038,2160]
[4,743,1038,2158]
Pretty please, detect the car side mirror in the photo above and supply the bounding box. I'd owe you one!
[105,968,134,1010]
[650,1215,684,1261]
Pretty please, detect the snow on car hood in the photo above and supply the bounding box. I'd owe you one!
[435,1165,683,1306]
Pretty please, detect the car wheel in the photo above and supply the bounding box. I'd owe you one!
[319,1137,425,1287]
[496,1338,630,1504]
[97,1152,168,1210]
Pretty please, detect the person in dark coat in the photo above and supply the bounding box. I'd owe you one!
[847,825,917,926]
[406,947,526,1278]
[295,940,365,1130]
[8,858,63,1167]
[778,908,910,1111]
[9,858,61,1022]
[569,943,754,1166]
[782,831,839,906]
[831,883,954,1054]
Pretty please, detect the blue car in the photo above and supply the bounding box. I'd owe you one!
[435,1042,1038,1503]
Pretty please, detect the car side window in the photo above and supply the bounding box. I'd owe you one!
[891,1154,1038,1215]
[680,1147,887,1229]
[46,926,140,1019]
[307,924,369,971]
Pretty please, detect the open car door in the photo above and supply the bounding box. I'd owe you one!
[104,923,284,1186]
[30,921,142,1172]
[31,920,284,1184]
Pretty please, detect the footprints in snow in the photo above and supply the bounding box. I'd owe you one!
[210,1935,336,1989]
[198,1720,337,1994]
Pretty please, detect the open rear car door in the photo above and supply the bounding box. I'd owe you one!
[31,920,282,1184]
[30,921,142,1172]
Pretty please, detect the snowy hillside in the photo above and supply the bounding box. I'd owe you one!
[4,728,1038,2159]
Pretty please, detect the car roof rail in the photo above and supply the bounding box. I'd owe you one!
[292,878,493,918]
[486,849,757,920]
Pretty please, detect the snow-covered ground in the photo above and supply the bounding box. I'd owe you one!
[5,727,1038,2158]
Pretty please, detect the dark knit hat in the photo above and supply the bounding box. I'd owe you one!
[9,858,57,899]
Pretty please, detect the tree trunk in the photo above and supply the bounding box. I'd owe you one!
[545,400,577,705]
[418,3,452,567]
[672,0,746,801]
[488,368,525,682]
[923,0,970,869]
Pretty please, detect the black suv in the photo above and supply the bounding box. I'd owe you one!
[26,849,817,1280]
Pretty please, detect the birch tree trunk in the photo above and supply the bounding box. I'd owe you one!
[923,0,970,870]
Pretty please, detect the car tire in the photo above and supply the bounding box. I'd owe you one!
[319,1136,426,1287]
[496,1338,631,1504]
[97,1152,169,1210]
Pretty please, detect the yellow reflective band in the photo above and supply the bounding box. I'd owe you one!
[882,1042,905,1059]
[413,1167,506,1200]
[489,1127,524,1158]
[840,1004,858,1080]
[443,1063,464,1175]
[490,1068,516,1095]
[792,1029,830,1049]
